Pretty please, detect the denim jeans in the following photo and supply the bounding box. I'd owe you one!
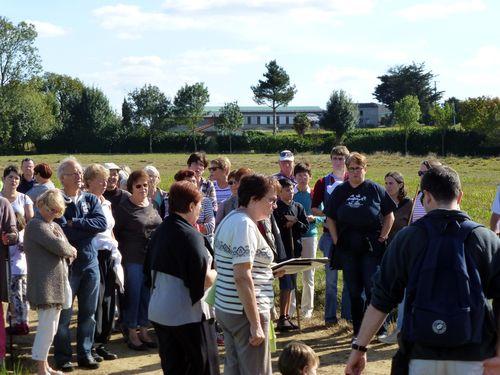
[122,263,150,329]
[337,250,379,335]
[318,233,351,323]
[396,292,406,330]
[54,265,99,364]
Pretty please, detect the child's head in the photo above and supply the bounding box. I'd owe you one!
[278,178,294,203]
[278,341,319,375]
[293,162,311,188]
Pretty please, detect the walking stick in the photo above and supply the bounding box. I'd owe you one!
[1,234,14,365]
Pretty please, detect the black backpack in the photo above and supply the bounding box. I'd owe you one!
[402,217,486,347]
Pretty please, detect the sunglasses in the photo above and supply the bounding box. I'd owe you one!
[135,183,148,189]
[228,180,236,185]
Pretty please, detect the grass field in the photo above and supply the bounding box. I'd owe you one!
[1,152,497,224]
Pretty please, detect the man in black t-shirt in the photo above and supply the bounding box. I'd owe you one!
[103,163,130,216]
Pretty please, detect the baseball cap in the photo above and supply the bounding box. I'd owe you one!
[103,162,120,170]
[279,150,294,162]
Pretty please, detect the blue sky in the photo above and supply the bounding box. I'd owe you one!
[3,0,499,111]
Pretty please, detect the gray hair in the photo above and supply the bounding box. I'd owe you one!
[143,165,160,178]
[57,156,81,181]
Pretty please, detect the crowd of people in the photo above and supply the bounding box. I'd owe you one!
[0,149,498,375]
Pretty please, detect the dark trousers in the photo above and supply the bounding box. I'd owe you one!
[152,319,219,375]
[338,250,380,335]
[94,250,116,345]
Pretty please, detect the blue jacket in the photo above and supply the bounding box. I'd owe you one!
[56,191,107,271]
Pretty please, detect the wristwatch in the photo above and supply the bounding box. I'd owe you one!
[351,343,368,352]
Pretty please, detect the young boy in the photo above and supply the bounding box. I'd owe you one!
[273,179,309,331]
[278,341,319,375]
[292,162,322,319]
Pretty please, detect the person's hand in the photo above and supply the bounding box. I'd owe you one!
[273,269,286,278]
[345,350,366,375]
[484,356,500,375]
[377,236,387,243]
[249,322,265,347]
[307,215,315,223]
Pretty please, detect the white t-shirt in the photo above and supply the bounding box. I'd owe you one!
[0,193,33,275]
[214,210,274,314]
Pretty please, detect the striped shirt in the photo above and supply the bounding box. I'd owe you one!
[197,197,216,241]
[214,210,274,314]
[411,192,426,222]
[214,181,232,208]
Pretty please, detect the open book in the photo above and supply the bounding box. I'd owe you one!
[271,257,329,275]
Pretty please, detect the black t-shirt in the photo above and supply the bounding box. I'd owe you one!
[103,188,130,216]
[326,179,396,233]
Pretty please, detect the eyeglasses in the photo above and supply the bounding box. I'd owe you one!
[266,197,278,205]
[348,166,363,172]
[45,206,62,215]
[63,172,82,177]
[228,180,236,185]
[208,167,220,172]
[134,183,148,189]
[332,156,345,161]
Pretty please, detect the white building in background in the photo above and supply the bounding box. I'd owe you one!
[357,103,392,127]
[192,103,391,133]
[203,105,324,131]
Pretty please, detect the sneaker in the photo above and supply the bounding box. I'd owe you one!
[302,311,313,320]
[77,356,99,370]
[379,330,399,344]
[91,348,104,362]
[95,346,118,360]
[56,362,74,373]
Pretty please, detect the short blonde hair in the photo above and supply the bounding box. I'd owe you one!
[36,189,66,219]
[330,145,350,159]
[211,157,231,175]
[346,152,367,168]
[83,164,109,187]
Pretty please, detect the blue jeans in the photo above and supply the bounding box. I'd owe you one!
[54,265,99,364]
[337,250,379,335]
[396,292,406,330]
[122,263,150,329]
[318,233,351,323]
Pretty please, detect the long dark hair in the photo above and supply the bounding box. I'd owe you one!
[385,171,407,203]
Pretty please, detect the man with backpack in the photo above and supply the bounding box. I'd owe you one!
[345,166,500,375]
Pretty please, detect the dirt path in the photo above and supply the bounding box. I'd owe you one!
[8,311,396,374]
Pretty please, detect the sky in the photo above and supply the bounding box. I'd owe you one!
[2,0,499,111]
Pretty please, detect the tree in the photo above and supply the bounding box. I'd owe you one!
[319,90,358,143]
[373,62,442,124]
[128,84,172,153]
[215,101,243,153]
[251,60,296,135]
[293,113,311,136]
[173,82,210,151]
[0,17,42,87]
[444,97,462,125]
[394,95,421,155]
[461,96,500,146]
[430,102,454,155]
[0,82,57,152]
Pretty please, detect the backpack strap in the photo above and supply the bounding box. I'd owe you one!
[457,220,483,242]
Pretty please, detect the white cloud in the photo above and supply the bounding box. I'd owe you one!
[396,0,486,21]
[462,45,500,69]
[93,1,375,39]
[27,20,67,38]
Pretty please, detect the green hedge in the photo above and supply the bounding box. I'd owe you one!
[33,127,498,156]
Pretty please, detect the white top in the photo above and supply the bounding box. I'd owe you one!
[0,193,33,275]
[214,210,274,314]
[91,199,121,262]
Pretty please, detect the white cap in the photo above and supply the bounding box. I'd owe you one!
[103,162,120,170]
[279,150,294,162]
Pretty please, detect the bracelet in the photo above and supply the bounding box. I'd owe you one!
[351,343,368,352]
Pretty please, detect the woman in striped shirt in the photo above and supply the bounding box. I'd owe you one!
[412,159,442,223]
[214,174,281,375]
